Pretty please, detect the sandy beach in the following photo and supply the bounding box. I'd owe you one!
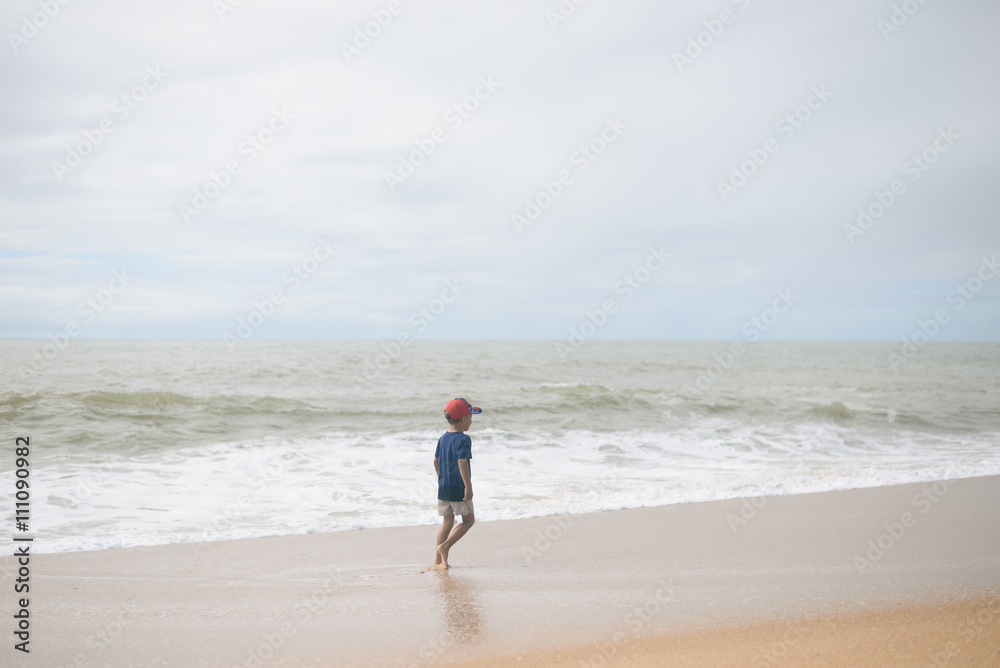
[5,475,999,667]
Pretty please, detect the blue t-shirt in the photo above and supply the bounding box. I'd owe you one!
[435,431,472,502]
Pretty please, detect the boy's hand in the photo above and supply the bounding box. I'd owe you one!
[458,458,473,502]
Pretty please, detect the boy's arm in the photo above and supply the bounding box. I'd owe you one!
[458,459,472,501]
[434,457,439,478]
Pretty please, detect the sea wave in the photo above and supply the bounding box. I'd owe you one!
[3,340,998,553]
[11,423,1000,554]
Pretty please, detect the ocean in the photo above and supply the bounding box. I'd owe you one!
[1,340,998,554]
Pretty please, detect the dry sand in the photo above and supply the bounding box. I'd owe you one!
[447,597,1000,667]
[3,475,998,667]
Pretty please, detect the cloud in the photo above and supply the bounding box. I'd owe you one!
[1,0,998,341]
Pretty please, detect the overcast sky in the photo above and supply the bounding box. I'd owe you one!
[1,0,998,341]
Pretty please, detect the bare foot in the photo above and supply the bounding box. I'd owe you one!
[436,543,451,569]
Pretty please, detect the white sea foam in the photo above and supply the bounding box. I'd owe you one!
[27,424,1000,554]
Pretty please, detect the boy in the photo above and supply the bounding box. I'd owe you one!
[428,397,481,571]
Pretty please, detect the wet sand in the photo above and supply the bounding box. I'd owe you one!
[3,475,998,667]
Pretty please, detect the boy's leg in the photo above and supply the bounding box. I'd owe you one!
[434,515,455,566]
[436,513,475,569]
[424,515,454,570]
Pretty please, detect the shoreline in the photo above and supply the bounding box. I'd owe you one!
[3,474,998,666]
[27,470,1000,557]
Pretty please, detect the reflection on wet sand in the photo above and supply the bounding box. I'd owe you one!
[435,570,484,644]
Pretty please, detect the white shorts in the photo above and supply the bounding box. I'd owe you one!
[438,499,474,517]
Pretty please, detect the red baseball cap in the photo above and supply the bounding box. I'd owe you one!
[444,397,482,420]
